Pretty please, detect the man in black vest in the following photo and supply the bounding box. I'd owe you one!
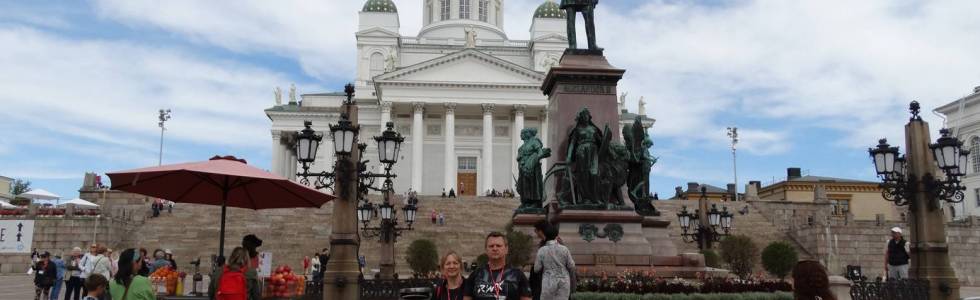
[884,227,910,279]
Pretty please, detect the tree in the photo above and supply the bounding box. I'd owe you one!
[700,249,721,268]
[506,230,535,268]
[761,241,798,280]
[719,234,759,279]
[405,239,439,276]
[11,179,31,195]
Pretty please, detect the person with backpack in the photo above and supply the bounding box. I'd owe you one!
[209,247,260,300]
[34,252,57,300]
[108,248,155,300]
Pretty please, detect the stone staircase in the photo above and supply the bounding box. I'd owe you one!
[653,200,814,261]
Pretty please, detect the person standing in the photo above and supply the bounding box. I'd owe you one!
[137,249,150,277]
[533,224,576,300]
[463,232,532,300]
[164,250,177,271]
[66,247,85,300]
[51,254,67,300]
[91,247,113,281]
[438,212,445,226]
[885,227,911,280]
[431,251,465,300]
[209,247,260,300]
[318,248,330,279]
[81,274,108,300]
[431,209,438,224]
[35,252,57,300]
[79,244,98,296]
[109,249,156,300]
[242,234,263,271]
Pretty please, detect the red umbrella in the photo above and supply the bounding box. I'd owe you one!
[106,155,334,259]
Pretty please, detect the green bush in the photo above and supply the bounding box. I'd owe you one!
[719,234,759,279]
[701,249,721,268]
[506,230,535,268]
[570,292,793,300]
[475,253,489,267]
[405,239,439,275]
[761,241,798,280]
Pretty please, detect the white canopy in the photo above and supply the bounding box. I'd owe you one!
[0,201,17,208]
[58,198,99,208]
[18,188,60,200]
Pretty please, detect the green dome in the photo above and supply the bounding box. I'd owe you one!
[533,0,565,19]
[362,0,397,13]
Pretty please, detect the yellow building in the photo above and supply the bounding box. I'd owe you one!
[0,175,13,202]
[754,168,902,221]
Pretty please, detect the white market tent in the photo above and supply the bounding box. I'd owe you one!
[0,201,17,208]
[18,188,61,200]
[58,198,99,208]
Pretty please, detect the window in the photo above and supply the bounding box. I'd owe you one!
[971,136,979,173]
[830,199,849,216]
[458,157,477,170]
[975,188,980,208]
[440,0,450,20]
[478,0,488,22]
[460,0,470,19]
[369,53,384,77]
[427,2,433,23]
[495,6,501,25]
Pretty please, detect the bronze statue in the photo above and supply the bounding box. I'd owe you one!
[561,0,600,51]
[566,108,603,205]
[623,117,658,215]
[516,128,551,213]
[598,125,628,207]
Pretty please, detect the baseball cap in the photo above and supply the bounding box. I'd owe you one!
[891,227,902,234]
[164,249,172,255]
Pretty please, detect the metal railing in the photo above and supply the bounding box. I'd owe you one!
[849,278,929,300]
[302,278,437,300]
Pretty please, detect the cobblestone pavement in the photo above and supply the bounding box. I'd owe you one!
[2,275,980,299]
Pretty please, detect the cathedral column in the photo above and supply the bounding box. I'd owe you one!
[285,132,297,181]
[271,131,283,177]
[380,101,392,133]
[511,105,526,192]
[482,103,495,195]
[444,103,457,193]
[411,102,425,192]
[540,109,549,177]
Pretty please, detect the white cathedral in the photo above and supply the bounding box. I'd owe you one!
[267,0,653,196]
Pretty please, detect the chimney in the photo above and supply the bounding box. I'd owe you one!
[687,182,700,193]
[749,180,762,190]
[726,183,736,195]
[787,168,802,180]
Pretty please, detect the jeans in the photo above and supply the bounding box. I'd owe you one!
[65,277,83,300]
[888,263,909,279]
[50,280,63,300]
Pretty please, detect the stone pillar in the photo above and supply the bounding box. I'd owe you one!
[380,101,392,134]
[482,103,495,195]
[286,135,297,181]
[444,103,457,193]
[412,102,425,192]
[512,105,526,192]
[271,131,283,177]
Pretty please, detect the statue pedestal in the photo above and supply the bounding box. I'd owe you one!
[514,210,715,277]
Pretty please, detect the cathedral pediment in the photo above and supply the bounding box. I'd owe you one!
[355,27,400,38]
[532,33,568,43]
[374,49,544,85]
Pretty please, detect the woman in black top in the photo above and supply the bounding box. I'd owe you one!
[431,251,464,300]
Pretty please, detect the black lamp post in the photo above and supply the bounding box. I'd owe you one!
[294,84,411,298]
[867,101,963,299]
[677,186,733,250]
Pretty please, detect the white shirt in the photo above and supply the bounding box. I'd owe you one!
[79,253,96,279]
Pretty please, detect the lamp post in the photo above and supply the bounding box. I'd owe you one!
[295,84,408,300]
[158,109,171,166]
[676,186,733,250]
[868,101,964,300]
[727,127,739,201]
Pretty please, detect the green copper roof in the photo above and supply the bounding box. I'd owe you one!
[362,0,397,13]
[534,0,565,19]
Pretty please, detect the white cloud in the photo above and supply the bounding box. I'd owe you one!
[0,26,291,165]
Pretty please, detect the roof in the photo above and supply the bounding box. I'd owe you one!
[18,188,60,200]
[787,175,876,184]
[362,0,397,13]
[687,183,729,194]
[534,1,566,19]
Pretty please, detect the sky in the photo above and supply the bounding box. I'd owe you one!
[3,0,980,200]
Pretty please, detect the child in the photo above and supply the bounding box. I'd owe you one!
[82,274,107,300]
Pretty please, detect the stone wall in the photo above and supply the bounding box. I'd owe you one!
[0,216,139,274]
[785,215,980,286]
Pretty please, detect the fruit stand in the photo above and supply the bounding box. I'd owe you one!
[149,267,185,297]
[262,265,306,299]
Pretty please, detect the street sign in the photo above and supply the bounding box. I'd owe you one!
[0,220,34,253]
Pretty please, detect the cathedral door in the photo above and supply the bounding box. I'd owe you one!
[457,156,478,196]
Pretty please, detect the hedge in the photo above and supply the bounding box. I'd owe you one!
[570,292,793,300]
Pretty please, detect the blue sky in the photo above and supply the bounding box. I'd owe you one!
[3,0,980,200]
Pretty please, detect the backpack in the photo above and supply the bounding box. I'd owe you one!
[216,266,248,300]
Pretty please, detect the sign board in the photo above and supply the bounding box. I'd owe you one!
[0,220,34,253]
[258,251,272,277]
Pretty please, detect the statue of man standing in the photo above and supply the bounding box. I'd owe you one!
[566,108,603,204]
[561,0,600,51]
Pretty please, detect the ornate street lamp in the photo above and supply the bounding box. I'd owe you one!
[330,114,358,157]
[867,100,964,299]
[677,186,732,250]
